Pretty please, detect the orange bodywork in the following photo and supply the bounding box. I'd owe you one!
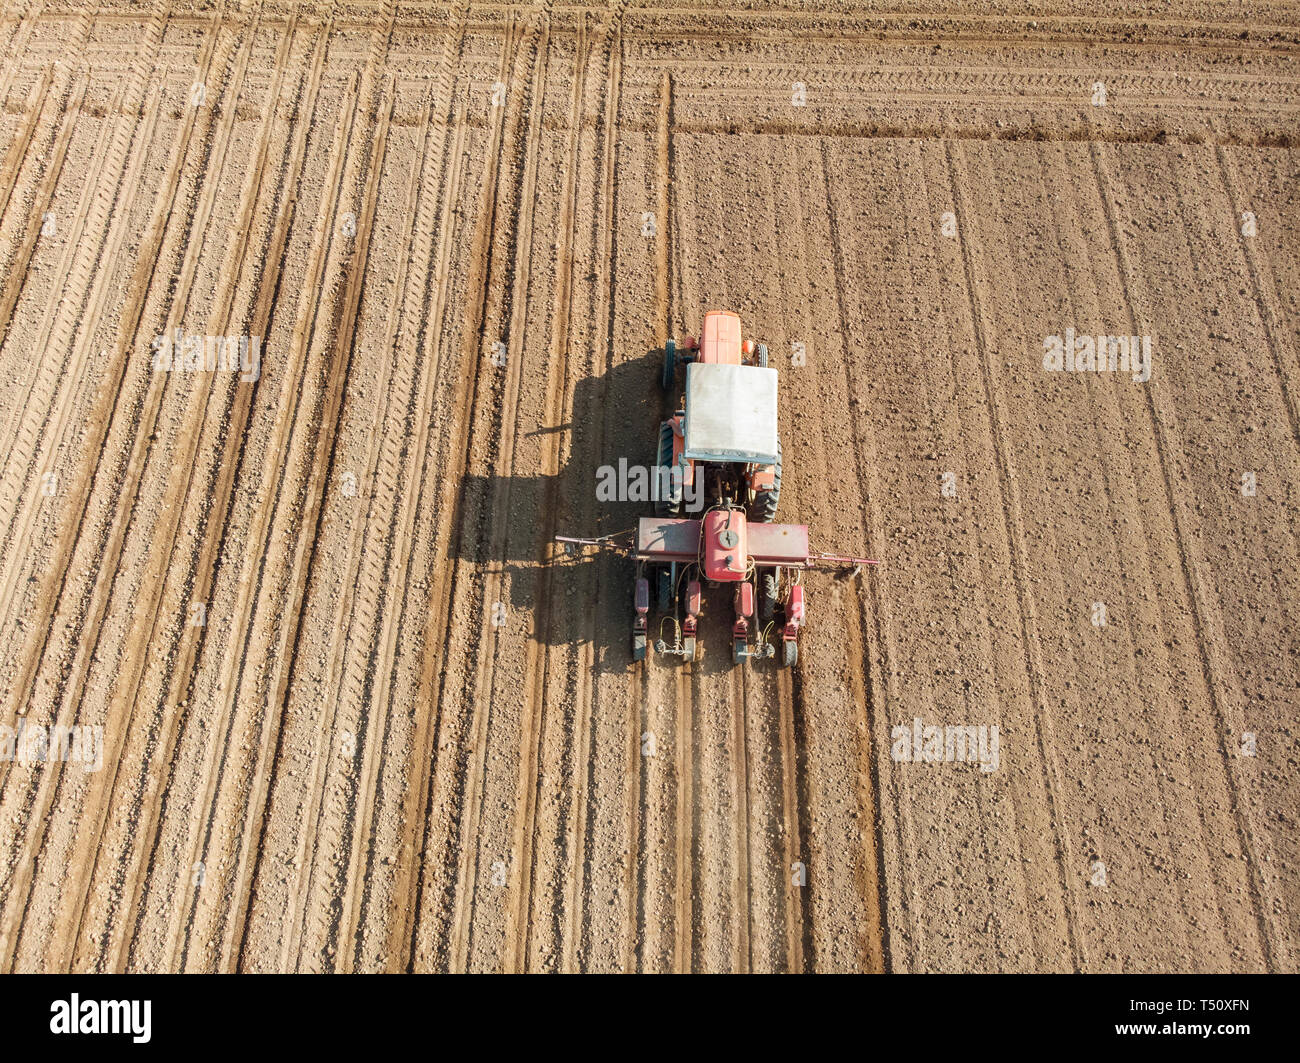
[699,310,743,365]
[749,464,776,492]
[701,509,748,582]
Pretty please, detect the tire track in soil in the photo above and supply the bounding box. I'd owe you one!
[319,91,434,972]
[914,139,1045,971]
[609,33,646,982]
[895,138,1038,971]
[672,666,694,971]
[943,137,1088,971]
[0,63,53,236]
[0,65,59,291]
[335,66,473,971]
[729,666,752,972]
[556,7,626,974]
[0,4,45,125]
[0,75,120,698]
[890,139,1036,970]
[1209,135,1300,453]
[18,83,171,969]
[740,666,792,971]
[0,75,96,540]
[489,9,559,973]
[250,5,397,971]
[375,86,474,971]
[514,10,605,974]
[774,667,807,970]
[625,10,1300,55]
[221,56,393,973]
[396,12,523,971]
[0,72,87,418]
[0,0,175,718]
[214,49,384,972]
[16,8,259,968]
[1086,146,1280,969]
[172,55,361,974]
[665,147,710,972]
[79,15,313,973]
[502,10,590,975]
[448,6,553,974]
[1088,142,1294,971]
[276,79,397,975]
[7,11,261,971]
[793,140,885,973]
[811,137,921,973]
[0,1,94,244]
[213,9,396,976]
[0,76,165,705]
[0,3,173,679]
[0,7,233,969]
[287,70,426,966]
[1021,138,1252,968]
[0,77,107,617]
[211,19,352,972]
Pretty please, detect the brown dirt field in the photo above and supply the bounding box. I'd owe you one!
[0,0,1297,973]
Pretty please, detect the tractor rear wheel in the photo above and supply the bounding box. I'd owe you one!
[752,437,782,522]
[655,422,682,516]
[660,338,677,391]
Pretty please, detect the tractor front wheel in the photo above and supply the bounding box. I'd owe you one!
[660,338,677,391]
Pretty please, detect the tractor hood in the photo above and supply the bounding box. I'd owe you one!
[682,362,779,465]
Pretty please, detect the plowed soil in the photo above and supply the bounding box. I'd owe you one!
[0,0,1297,972]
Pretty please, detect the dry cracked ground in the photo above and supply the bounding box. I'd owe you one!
[0,0,1297,972]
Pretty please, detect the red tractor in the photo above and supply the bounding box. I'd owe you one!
[558,310,877,666]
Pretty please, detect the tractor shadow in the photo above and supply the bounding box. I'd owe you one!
[448,345,680,661]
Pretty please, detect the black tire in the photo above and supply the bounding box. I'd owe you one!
[655,421,683,517]
[660,338,677,391]
[755,342,768,368]
[752,437,781,522]
[733,638,747,664]
[683,637,696,662]
[759,572,778,622]
[632,633,647,661]
[657,566,673,611]
[782,639,798,668]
